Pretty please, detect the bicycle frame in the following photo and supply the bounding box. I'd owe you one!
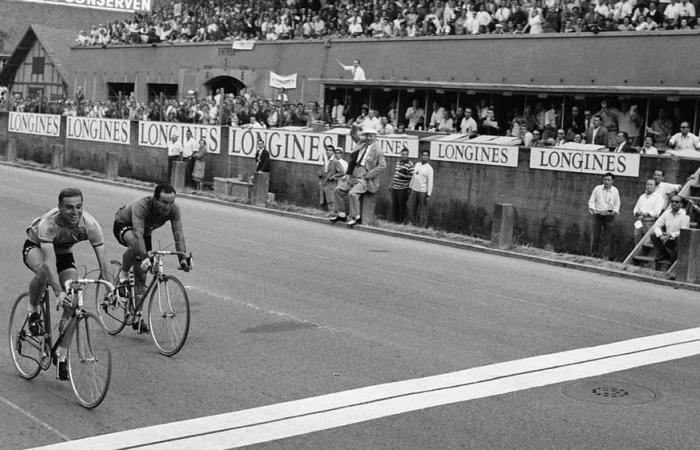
[21,279,115,370]
[125,251,190,316]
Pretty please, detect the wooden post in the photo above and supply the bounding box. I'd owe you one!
[106,152,120,179]
[51,144,64,170]
[5,137,17,162]
[250,172,270,205]
[170,160,187,191]
[673,229,700,282]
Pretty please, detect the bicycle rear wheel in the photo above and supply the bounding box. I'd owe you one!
[94,260,127,335]
[148,275,190,356]
[8,293,43,380]
[68,312,111,409]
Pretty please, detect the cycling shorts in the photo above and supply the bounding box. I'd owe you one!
[22,240,76,273]
[113,221,152,251]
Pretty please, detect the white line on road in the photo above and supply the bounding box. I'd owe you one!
[0,395,71,442]
[33,326,700,450]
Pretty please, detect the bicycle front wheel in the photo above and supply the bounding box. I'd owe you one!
[148,275,190,356]
[68,312,112,409]
[8,293,42,380]
[94,260,128,335]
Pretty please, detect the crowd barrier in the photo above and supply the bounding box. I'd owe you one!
[3,111,699,261]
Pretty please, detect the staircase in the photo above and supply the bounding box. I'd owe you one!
[624,166,700,274]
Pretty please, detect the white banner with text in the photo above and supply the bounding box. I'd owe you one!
[229,127,338,165]
[429,140,519,167]
[344,134,420,158]
[138,122,222,154]
[67,116,130,145]
[8,112,61,137]
[529,147,640,177]
[17,0,151,12]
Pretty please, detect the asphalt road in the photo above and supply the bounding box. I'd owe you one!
[1,164,699,449]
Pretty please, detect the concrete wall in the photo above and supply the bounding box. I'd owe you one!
[68,31,700,101]
[3,112,699,261]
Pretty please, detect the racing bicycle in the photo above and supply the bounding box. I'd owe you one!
[96,250,191,356]
[9,275,113,409]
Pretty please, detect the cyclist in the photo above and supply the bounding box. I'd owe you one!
[113,184,190,332]
[22,188,109,380]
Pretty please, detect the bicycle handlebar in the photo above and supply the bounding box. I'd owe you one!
[145,251,193,272]
[64,278,116,292]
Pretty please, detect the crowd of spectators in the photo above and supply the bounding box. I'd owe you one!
[2,88,698,153]
[74,0,700,46]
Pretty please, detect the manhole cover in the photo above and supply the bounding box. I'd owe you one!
[562,379,659,405]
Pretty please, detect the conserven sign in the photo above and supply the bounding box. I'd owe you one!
[429,140,519,167]
[8,112,61,137]
[17,0,151,12]
[138,122,222,154]
[67,117,130,144]
[529,147,640,177]
[229,127,337,165]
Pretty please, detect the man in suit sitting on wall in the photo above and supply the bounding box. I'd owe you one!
[329,124,387,227]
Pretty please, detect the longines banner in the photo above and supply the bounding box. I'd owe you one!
[17,0,151,12]
[345,135,420,158]
[138,122,222,153]
[67,117,130,144]
[429,140,519,167]
[529,147,640,177]
[229,127,338,165]
[8,112,61,137]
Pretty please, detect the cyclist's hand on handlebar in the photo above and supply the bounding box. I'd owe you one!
[140,257,153,272]
[55,291,68,310]
[178,258,191,272]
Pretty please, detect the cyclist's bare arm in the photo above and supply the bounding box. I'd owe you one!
[40,243,63,296]
[171,218,187,257]
[93,244,110,281]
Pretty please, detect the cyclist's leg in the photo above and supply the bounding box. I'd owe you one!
[23,242,47,313]
[113,221,136,282]
[122,231,151,298]
[55,255,77,364]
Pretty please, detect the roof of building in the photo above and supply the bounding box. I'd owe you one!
[0,25,77,89]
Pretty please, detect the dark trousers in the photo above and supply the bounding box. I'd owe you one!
[168,156,179,183]
[650,234,679,262]
[408,190,429,227]
[590,214,615,259]
[183,157,194,187]
[391,188,410,223]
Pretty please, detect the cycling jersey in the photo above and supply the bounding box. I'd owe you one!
[26,208,104,254]
[114,196,183,236]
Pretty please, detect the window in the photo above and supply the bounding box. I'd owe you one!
[31,57,45,75]
[148,83,179,102]
[107,82,135,102]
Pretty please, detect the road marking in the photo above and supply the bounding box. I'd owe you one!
[0,395,71,442]
[34,326,700,450]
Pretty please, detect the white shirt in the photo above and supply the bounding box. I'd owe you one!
[461,116,478,135]
[363,117,381,131]
[331,104,344,123]
[167,140,183,157]
[409,162,434,196]
[668,132,700,151]
[588,185,620,214]
[377,123,395,135]
[656,181,682,207]
[654,208,689,238]
[183,137,198,158]
[405,107,424,130]
[633,192,664,219]
[335,157,348,173]
[340,64,366,81]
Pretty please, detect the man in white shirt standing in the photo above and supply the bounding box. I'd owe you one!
[405,99,425,131]
[650,195,689,262]
[336,58,366,81]
[633,179,665,244]
[668,122,700,154]
[183,129,198,188]
[588,172,620,259]
[408,149,434,227]
[166,133,183,183]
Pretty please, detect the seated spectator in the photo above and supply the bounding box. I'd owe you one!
[650,195,689,262]
[668,122,700,153]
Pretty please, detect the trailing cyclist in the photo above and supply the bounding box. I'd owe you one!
[22,188,110,380]
[112,184,191,332]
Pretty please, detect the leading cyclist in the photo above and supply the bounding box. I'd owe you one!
[112,184,190,332]
[22,188,109,380]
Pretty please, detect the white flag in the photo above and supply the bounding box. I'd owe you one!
[269,72,297,89]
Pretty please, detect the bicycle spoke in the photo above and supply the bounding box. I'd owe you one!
[149,276,190,356]
[68,313,111,409]
[9,293,43,379]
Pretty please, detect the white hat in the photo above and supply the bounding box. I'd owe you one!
[361,125,377,134]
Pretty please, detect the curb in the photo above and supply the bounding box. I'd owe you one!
[4,160,699,293]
